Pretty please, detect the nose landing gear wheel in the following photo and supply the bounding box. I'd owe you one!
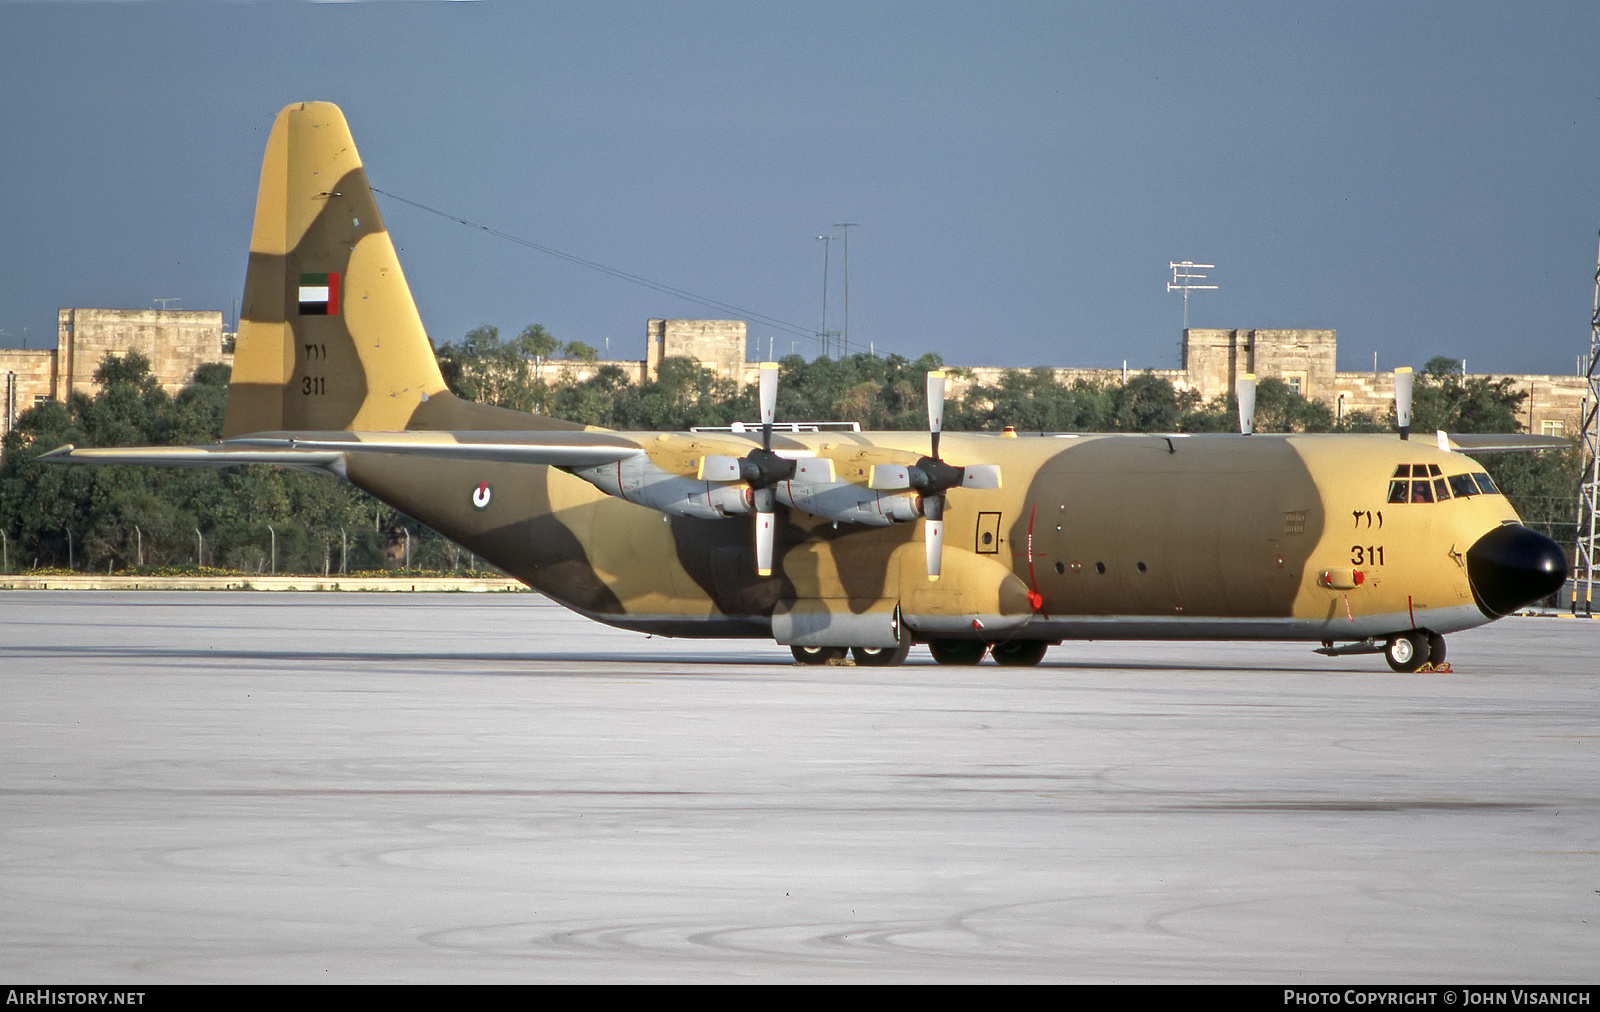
[990,640,1049,666]
[1384,631,1429,673]
[850,644,912,666]
[791,645,846,665]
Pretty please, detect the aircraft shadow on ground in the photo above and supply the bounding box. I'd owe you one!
[5,643,1342,674]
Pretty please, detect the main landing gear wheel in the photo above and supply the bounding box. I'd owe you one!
[990,641,1049,667]
[1384,631,1429,673]
[1426,632,1447,666]
[791,645,846,665]
[851,644,912,667]
[928,641,988,665]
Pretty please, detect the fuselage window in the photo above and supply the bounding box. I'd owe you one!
[1390,465,1492,504]
[1448,473,1479,498]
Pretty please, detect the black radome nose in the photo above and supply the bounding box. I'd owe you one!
[1466,524,1569,617]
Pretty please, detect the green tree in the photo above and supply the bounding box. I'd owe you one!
[1407,355,1526,434]
[1250,377,1336,433]
[562,340,599,363]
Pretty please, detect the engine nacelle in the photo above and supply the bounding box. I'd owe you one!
[776,481,922,526]
[569,458,752,520]
[570,457,924,527]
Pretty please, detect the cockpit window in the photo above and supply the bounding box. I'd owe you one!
[1390,465,1499,504]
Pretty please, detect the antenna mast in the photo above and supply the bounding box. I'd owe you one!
[1167,261,1216,330]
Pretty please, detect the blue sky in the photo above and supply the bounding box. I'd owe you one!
[2,1,1598,377]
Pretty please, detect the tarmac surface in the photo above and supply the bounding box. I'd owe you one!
[1,590,1596,983]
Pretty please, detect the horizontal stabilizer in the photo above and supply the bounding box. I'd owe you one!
[37,444,344,469]
[40,431,645,471]
[230,432,643,468]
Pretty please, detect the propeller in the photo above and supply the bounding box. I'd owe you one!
[1394,366,1413,441]
[869,369,1001,581]
[1237,372,1256,435]
[698,362,829,576]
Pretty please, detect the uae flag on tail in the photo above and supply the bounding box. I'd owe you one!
[298,272,340,315]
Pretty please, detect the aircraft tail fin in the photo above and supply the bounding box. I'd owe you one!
[224,102,449,438]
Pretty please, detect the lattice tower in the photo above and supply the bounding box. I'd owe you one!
[1573,227,1600,615]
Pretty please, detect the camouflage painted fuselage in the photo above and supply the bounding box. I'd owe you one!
[340,425,1523,644]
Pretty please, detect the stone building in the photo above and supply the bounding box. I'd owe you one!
[1,309,234,438]
[541,319,752,387]
[955,328,1587,438]
[58,309,230,400]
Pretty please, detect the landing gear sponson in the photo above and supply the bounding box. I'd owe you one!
[790,641,1052,666]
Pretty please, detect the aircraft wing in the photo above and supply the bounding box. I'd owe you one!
[1437,432,1572,454]
[38,431,646,470]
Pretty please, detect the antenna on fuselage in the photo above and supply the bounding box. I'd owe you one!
[1394,367,1414,441]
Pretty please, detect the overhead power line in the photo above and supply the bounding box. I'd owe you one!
[371,186,817,342]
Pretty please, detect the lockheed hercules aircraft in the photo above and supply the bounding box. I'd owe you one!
[43,102,1569,670]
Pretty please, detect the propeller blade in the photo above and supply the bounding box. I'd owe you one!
[698,455,742,482]
[790,456,835,482]
[869,463,912,490]
[922,492,945,581]
[1237,372,1257,435]
[753,487,775,576]
[960,464,1001,490]
[1394,366,1413,441]
[756,513,775,576]
[759,361,779,429]
[925,518,944,582]
[926,369,946,460]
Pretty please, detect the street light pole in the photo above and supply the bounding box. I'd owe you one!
[833,223,859,355]
[816,235,835,357]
